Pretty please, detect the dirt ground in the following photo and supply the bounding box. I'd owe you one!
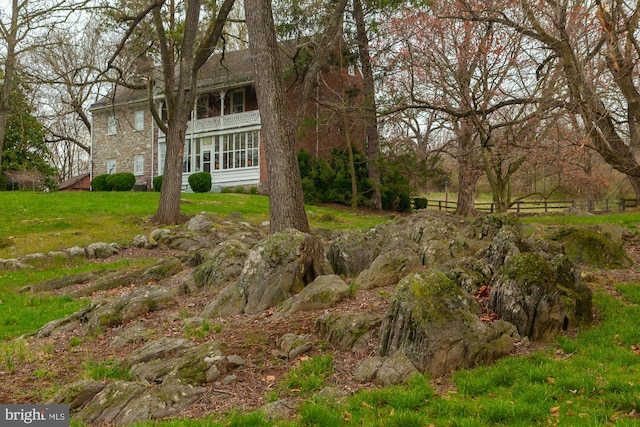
[2,233,640,423]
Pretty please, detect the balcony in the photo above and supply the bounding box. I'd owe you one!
[187,110,261,134]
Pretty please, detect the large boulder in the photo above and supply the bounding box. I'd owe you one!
[85,286,177,334]
[378,270,518,377]
[352,249,421,290]
[551,227,633,268]
[189,240,249,293]
[489,252,593,341]
[73,381,205,426]
[327,227,386,277]
[278,274,351,315]
[315,312,382,351]
[205,229,325,315]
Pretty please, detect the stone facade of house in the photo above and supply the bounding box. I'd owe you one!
[90,42,364,192]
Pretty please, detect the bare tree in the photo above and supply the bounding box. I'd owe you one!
[377,2,541,214]
[104,0,235,224]
[0,0,89,174]
[244,0,310,232]
[458,0,640,201]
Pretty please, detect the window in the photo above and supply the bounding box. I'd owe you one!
[214,130,259,170]
[107,116,117,135]
[107,159,117,174]
[134,111,144,131]
[231,89,245,113]
[158,143,166,175]
[134,155,144,175]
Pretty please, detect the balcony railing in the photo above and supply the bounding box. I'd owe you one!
[187,110,261,134]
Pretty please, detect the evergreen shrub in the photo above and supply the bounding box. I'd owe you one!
[188,172,212,193]
[105,173,136,191]
[91,174,109,191]
[153,175,163,192]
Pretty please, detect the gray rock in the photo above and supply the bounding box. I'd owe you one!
[378,270,518,377]
[201,282,246,318]
[207,230,325,315]
[47,251,69,259]
[123,338,194,367]
[132,234,156,249]
[353,249,421,290]
[129,341,226,385]
[85,286,177,334]
[74,380,205,426]
[327,228,384,277]
[34,302,102,338]
[262,399,298,421]
[279,274,350,315]
[116,382,206,426]
[187,214,213,232]
[355,352,419,386]
[489,253,593,341]
[227,355,245,368]
[48,380,106,410]
[276,334,313,359]
[110,322,156,349]
[72,258,184,297]
[150,228,171,242]
[189,240,249,293]
[19,253,47,265]
[86,242,119,259]
[315,312,382,351]
[66,246,86,258]
[74,381,146,425]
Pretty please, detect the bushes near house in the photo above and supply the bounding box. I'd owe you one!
[91,174,109,191]
[153,175,163,192]
[298,148,422,213]
[91,173,136,191]
[106,173,136,191]
[188,172,212,193]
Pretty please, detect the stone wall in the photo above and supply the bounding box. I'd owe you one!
[92,100,156,189]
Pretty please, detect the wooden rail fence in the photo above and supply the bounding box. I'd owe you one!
[426,198,639,214]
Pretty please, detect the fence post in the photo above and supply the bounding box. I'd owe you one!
[620,198,626,212]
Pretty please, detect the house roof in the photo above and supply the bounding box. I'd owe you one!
[58,172,91,190]
[90,39,309,111]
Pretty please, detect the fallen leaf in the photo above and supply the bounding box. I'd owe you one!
[361,402,374,410]
[265,375,276,382]
[550,406,560,417]
[342,411,352,421]
[547,377,556,384]
[631,344,640,355]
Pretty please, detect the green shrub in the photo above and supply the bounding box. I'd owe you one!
[0,173,7,191]
[188,172,212,193]
[152,175,162,192]
[235,186,245,193]
[414,197,428,210]
[91,174,109,191]
[249,186,258,194]
[105,172,136,191]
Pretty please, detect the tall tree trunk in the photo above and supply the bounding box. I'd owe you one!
[244,0,309,233]
[628,175,640,205]
[0,0,19,174]
[455,120,478,216]
[353,0,381,210]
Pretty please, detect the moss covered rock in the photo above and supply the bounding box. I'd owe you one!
[552,227,633,269]
[378,270,518,377]
[489,252,592,341]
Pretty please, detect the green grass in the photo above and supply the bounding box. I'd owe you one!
[0,257,159,340]
[0,192,390,259]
